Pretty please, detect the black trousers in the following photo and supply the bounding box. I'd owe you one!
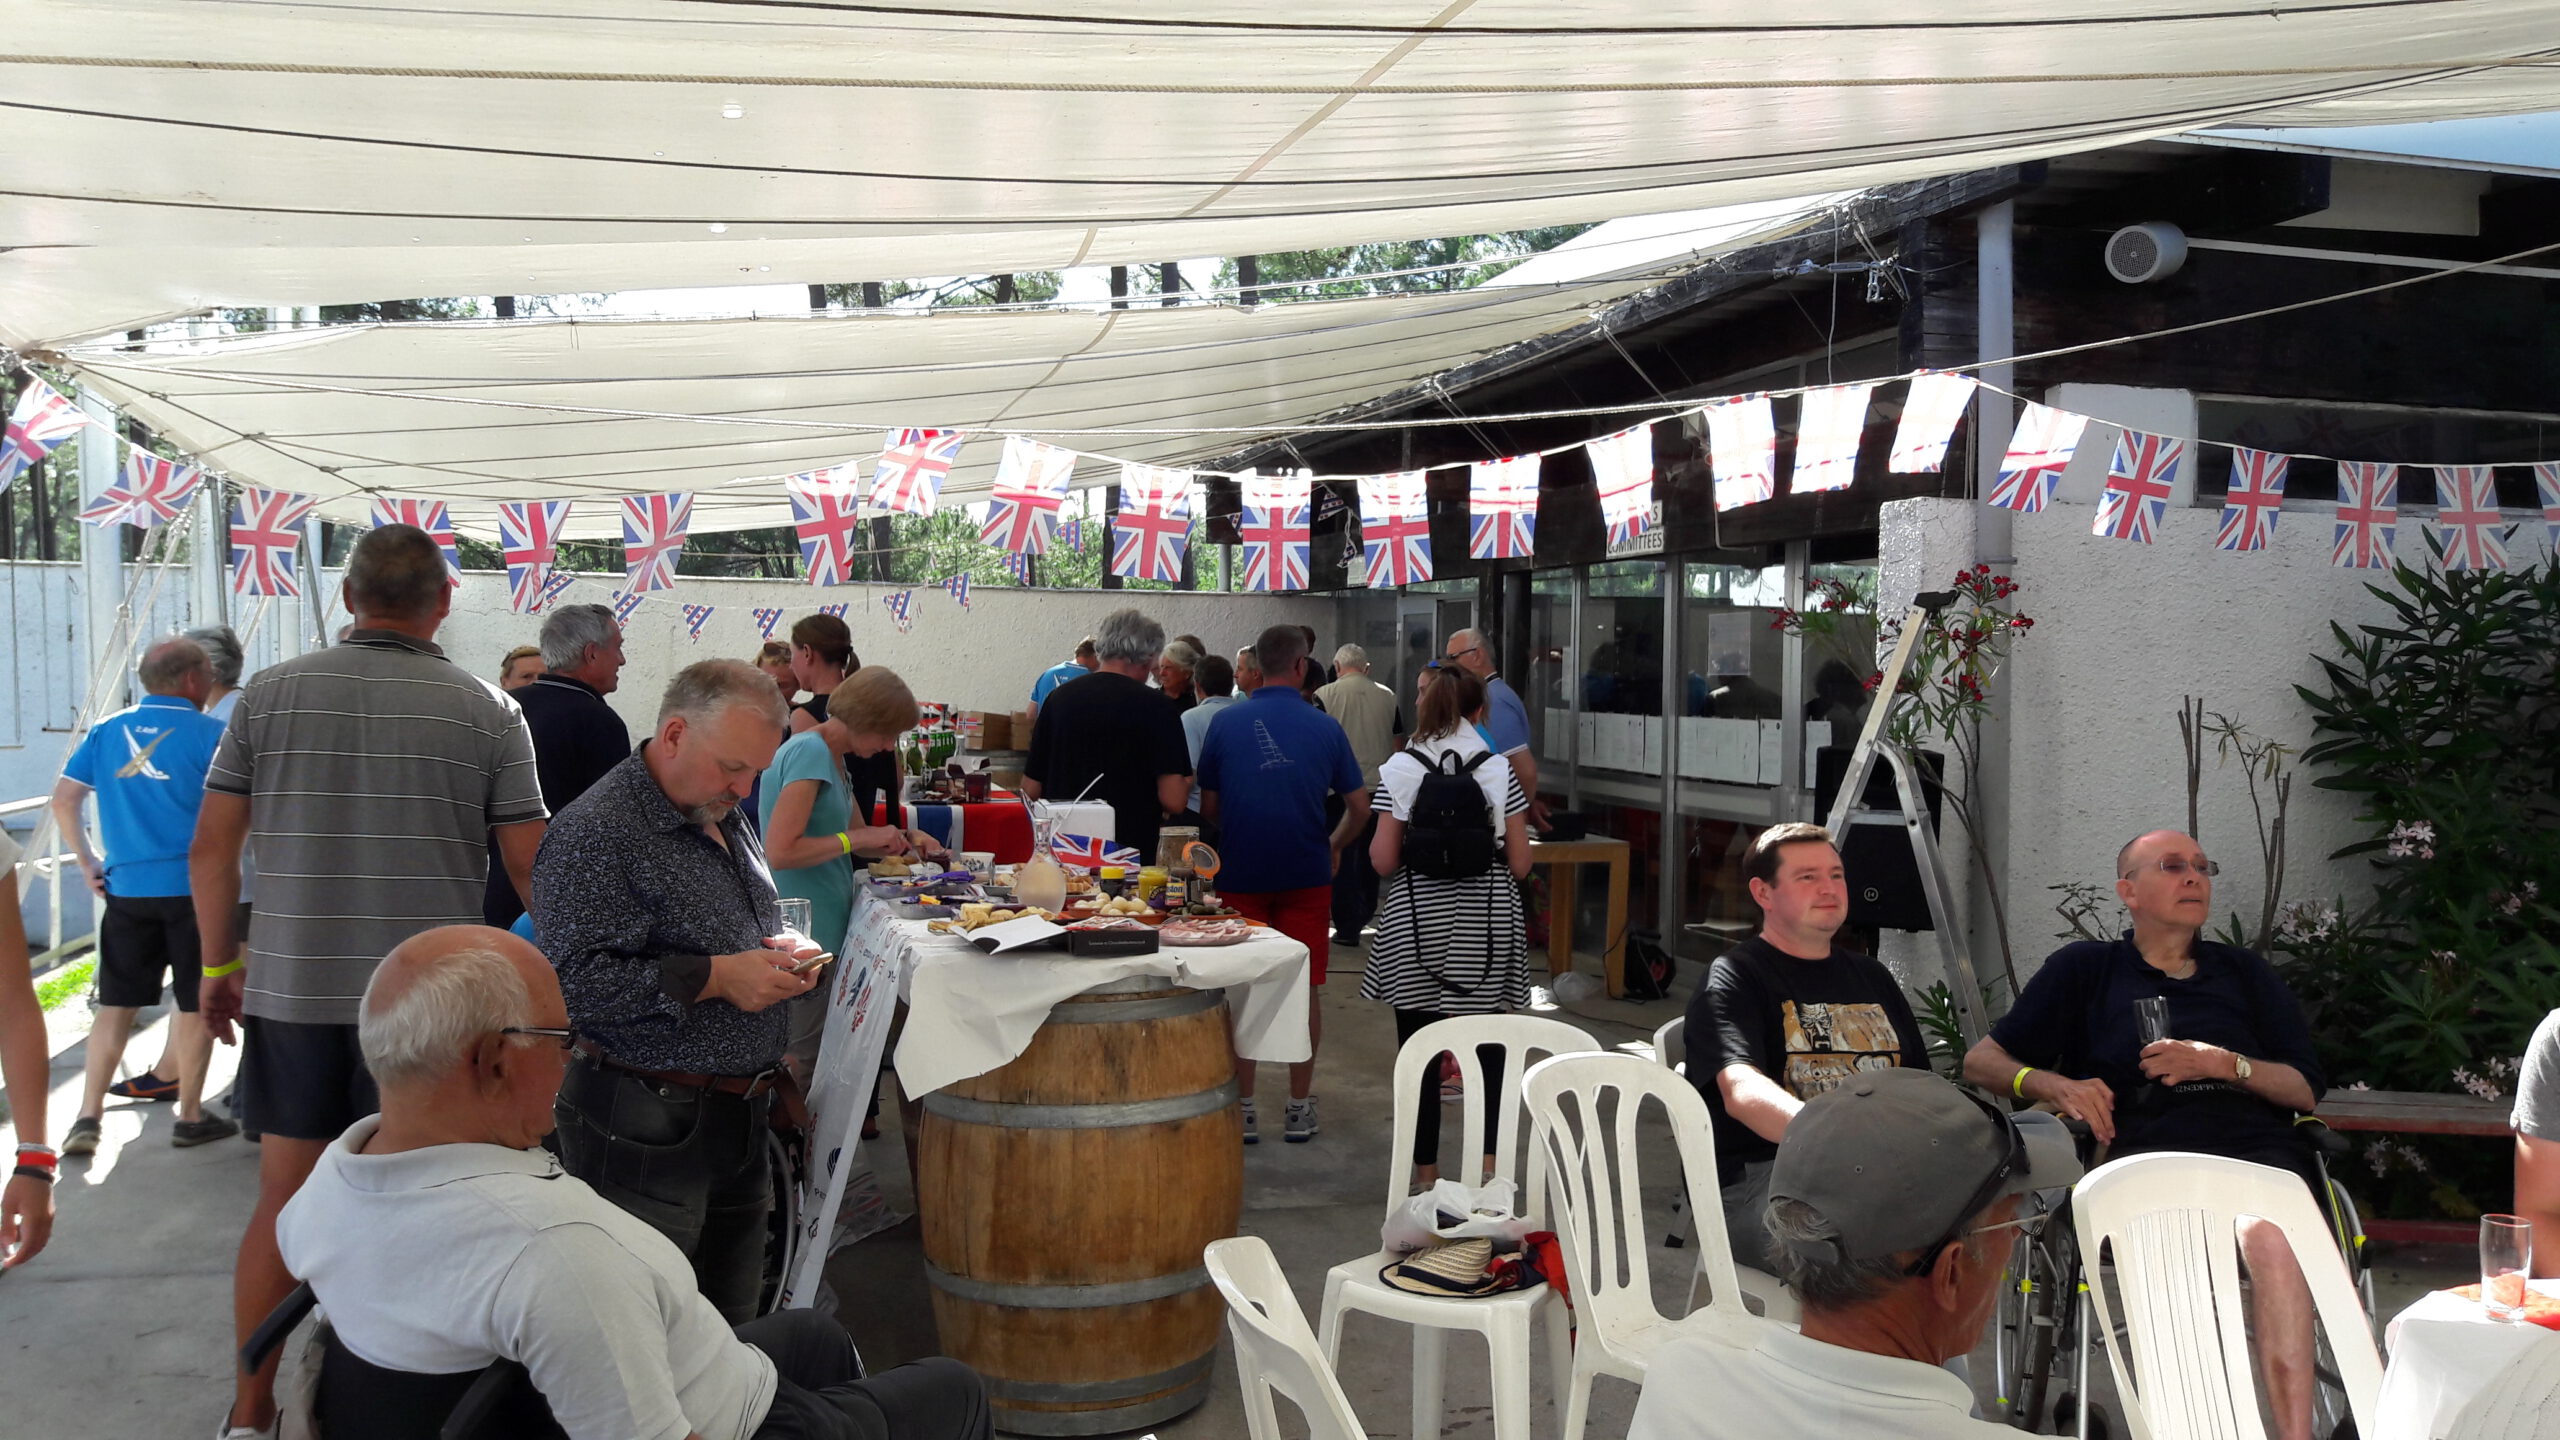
[555,1055,774,1323]
[739,1311,991,1440]
[1393,1009,1507,1170]
[1331,812,1381,938]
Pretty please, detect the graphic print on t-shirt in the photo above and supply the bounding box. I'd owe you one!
[1780,1000,1908,1096]
[1251,720,1293,771]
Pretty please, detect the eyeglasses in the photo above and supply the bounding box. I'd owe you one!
[1969,1207,2053,1242]
[500,1026,575,1051]
[1902,1086,2030,1277]
[1443,644,1482,662]
[2121,857,2222,879]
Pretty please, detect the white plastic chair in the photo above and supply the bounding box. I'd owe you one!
[1646,1013,1798,1324]
[1651,1014,1685,1072]
[1525,1050,1781,1440]
[1317,1015,1596,1440]
[2072,1151,2385,1440]
[1206,1236,1371,1440]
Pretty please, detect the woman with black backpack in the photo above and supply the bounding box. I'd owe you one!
[1363,666,1533,1186]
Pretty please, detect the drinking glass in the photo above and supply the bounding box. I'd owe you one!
[777,897,813,946]
[2481,1214,2533,1319]
[2134,997,2172,1048]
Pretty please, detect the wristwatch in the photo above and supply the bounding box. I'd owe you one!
[2231,1052,2254,1082]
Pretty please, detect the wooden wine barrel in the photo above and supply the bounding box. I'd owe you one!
[917,976,1243,1435]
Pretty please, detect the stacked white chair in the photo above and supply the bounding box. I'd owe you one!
[1647,1013,1798,1323]
[1205,1236,1371,1440]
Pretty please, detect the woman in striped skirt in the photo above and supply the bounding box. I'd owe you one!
[1362,665,1532,1187]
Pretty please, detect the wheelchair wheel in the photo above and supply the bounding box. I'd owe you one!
[2050,1390,2112,1440]
[758,1125,807,1315]
[1994,1198,2079,1431]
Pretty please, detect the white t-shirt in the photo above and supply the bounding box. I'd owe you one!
[2513,1009,2560,1140]
[1378,728,1517,826]
[1629,1323,2009,1440]
[277,1117,776,1440]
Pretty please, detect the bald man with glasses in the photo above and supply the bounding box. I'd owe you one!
[1441,628,1545,828]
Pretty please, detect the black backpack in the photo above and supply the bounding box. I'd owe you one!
[1403,748,1499,879]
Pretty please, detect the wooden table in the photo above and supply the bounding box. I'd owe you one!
[1530,836,1633,997]
[2314,1090,2511,1245]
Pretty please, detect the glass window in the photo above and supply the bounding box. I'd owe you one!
[1525,569,1574,783]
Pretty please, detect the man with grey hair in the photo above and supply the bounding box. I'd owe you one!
[1155,638,1201,715]
[533,658,820,1319]
[279,926,990,1440]
[485,603,631,928]
[193,524,550,1440]
[1628,1068,2080,1440]
[1442,626,1545,828]
[1314,643,1404,948]
[1023,607,1192,864]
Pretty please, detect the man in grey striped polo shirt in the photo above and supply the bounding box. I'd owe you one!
[189,524,548,1440]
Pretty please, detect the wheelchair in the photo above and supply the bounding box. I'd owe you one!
[1988,1114,2376,1439]
[241,1281,567,1440]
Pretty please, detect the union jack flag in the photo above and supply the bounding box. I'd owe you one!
[1986,404,2088,513]
[1111,465,1190,583]
[1358,471,1432,586]
[1468,455,1539,558]
[942,574,972,609]
[1887,372,1978,474]
[868,429,965,516]
[1000,551,1033,584]
[1586,425,1656,544]
[609,589,647,629]
[368,497,462,586]
[2432,466,2507,571]
[620,492,690,593]
[2332,463,2399,570]
[1238,471,1312,592]
[536,569,577,612]
[1792,384,1875,495]
[681,603,717,642]
[1050,832,1141,871]
[80,450,204,529]
[883,590,914,633]
[819,603,848,619]
[1060,517,1086,552]
[789,472,865,587]
[751,606,785,639]
[1704,397,1776,511]
[1,378,88,486]
[2092,430,2184,543]
[980,436,1074,554]
[228,487,316,598]
[2537,463,2560,549]
[499,499,572,614]
[2215,449,2288,553]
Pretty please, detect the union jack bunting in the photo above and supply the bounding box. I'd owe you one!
[1000,551,1033,584]
[1050,833,1142,871]
[1585,425,1656,545]
[1,378,88,486]
[1986,404,2089,513]
[620,493,691,593]
[1468,455,1540,558]
[2332,463,2400,570]
[1111,464,1190,583]
[789,473,865,587]
[681,603,717,642]
[1887,372,1979,474]
[868,428,965,517]
[536,569,577,612]
[818,603,848,619]
[2092,430,2185,543]
[1237,471,1312,593]
[751,606,784,639]
[2215,449,2289,553]
[980,436,1074,554]
[2537,463,2560,548]
[609,589,647,628]
[80,450,203,529]
[499,499,572,614]
[1705,397,1777,511]
[1060,517,1086,552]
[2432,466,2507,571]
[368,497,462,586]
[883,590,914,633]
[228,487,316,598]
[1793,384,1876,494]
[941,574,972,608]
[1359,472,1433,586]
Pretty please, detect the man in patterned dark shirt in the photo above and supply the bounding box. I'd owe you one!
[532,658,820,1320]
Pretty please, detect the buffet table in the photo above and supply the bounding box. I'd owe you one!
[863,788,1117,864]
[2376,1279,2560,1439]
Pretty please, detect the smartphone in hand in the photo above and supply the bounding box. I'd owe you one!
[791,951,837,978]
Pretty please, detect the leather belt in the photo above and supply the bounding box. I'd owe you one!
[572,1038,780,1099]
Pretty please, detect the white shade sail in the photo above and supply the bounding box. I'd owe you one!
[8,0,2560,347]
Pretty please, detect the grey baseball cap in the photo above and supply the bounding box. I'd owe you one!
[1767,1067,2083,1265]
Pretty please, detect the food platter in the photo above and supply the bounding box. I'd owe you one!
[1159,918,1257,948]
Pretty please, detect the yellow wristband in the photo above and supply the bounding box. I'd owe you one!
[837,831,854,856]
[202,959,245,979]
[2011,1066,2037,1099]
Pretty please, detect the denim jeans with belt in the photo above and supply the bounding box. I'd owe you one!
[555,1053,774,1323]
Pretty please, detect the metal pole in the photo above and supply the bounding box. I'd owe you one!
[192,471,226,628]
[76,391,127,714]
[1974,201,2017,564]
[1778,541,1809,820]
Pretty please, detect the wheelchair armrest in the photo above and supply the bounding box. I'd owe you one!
[441,1359,533,1440]
[242,1280,318,1377]
[2294,1113,2355,1158]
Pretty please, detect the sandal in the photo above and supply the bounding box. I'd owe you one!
[108,1073,180,1103]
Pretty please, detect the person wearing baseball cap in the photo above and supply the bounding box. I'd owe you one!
[1628,1068,2082,1440]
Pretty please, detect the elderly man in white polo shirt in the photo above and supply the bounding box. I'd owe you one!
[1629,1069,2081,1440]
[277,925,988,1440]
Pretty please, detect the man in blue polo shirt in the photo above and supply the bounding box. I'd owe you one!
[1198,625,1368,1145]
[49,636,237,1155]
[1024,637,1098,729]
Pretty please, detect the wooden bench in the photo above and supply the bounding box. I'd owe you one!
[2313,1090,2512,1245]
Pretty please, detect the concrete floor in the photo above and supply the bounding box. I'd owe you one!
[0,948,2475,1440]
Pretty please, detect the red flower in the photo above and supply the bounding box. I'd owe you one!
[1861,670,1883,693]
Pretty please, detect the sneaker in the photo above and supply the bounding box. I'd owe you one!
[1239,1099,1259,1146]
[60,1115,102,1157]
[173,1114,241,1148]
[108,1072,180,1102]
[1330,931,1361,950]
[1440,1078,1465,1104]
[1284,1097,1319,1143]
[215,1417,278,1439]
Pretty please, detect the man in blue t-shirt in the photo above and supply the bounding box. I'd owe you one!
[1198,626,1368,1145]
[49,636,238,1154]
[1443,627,1546,829]
[1025,637,1098,729]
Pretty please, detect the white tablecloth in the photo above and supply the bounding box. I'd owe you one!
[879,894,1314,1096]
[2377,1280,2560,1440]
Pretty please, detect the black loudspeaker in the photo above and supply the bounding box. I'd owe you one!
[1812,747,1946,933]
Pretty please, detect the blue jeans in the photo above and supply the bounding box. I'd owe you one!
[555,1054,774,1323]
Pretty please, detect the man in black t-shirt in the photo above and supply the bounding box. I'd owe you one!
[1686,822,1931,1273]
[485,603,631,928]
[1022,607,1193,863]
